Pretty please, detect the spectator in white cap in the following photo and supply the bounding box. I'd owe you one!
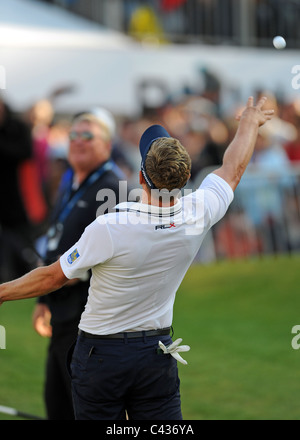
[30,107,126,420]
[0,96,274,420]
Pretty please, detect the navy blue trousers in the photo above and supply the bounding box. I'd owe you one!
[70,333,182,420]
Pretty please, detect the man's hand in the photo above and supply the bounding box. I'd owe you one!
[213,96,274,191]
[32,303,52,338]
[236,96,274,127]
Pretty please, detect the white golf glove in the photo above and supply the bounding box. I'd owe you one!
[158,338,190,365]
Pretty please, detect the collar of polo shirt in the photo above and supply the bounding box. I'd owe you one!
[115,200,182,217]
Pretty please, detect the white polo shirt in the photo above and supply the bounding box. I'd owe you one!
[60,173,233,335]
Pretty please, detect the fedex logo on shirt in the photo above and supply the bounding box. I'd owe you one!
[67,248,80,264]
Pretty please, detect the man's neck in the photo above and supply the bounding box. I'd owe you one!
[74,170,89,185]
[141,189,178,207]
[73,160,107,185]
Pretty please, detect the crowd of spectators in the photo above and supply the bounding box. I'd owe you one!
[1,82,300,280]
[43,0,300,49]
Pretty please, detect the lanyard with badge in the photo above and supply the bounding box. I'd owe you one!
[47,161,114,252]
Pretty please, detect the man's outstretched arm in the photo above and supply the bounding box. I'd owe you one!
[0,260,68,305]
[213,96,274,191]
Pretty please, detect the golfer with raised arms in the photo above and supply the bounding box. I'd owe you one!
[0,97,274,420]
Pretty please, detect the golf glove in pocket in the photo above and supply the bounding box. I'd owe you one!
[158,338,190,365]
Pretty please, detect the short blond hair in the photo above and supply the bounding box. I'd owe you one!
[145,137,191,191]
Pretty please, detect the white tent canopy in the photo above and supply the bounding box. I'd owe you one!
[0,0,134,48]
[0,0,141,115]
[0,0,299,117]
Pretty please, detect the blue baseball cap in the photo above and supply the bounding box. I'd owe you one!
[139,124,170,189]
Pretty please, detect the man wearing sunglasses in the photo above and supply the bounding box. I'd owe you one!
[0,97,274,420]
[31,108,126,420]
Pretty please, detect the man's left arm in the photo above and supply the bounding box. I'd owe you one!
[0,261,68,305]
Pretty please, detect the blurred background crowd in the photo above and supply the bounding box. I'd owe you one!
[1,0,300,282]
[44,0,300,48]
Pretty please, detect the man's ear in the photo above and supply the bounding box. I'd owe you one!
[139,170,145,185]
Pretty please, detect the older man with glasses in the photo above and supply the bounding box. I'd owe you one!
[1,97,274,420]
[31,108,126,420]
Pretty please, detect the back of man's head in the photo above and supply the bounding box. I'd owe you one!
[145,137,191,192]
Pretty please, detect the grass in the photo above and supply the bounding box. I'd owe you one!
[1,254,300,420]
[175,255,300,420]
[0,299,48,420]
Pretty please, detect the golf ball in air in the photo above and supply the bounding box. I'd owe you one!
[273,36,286,49]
